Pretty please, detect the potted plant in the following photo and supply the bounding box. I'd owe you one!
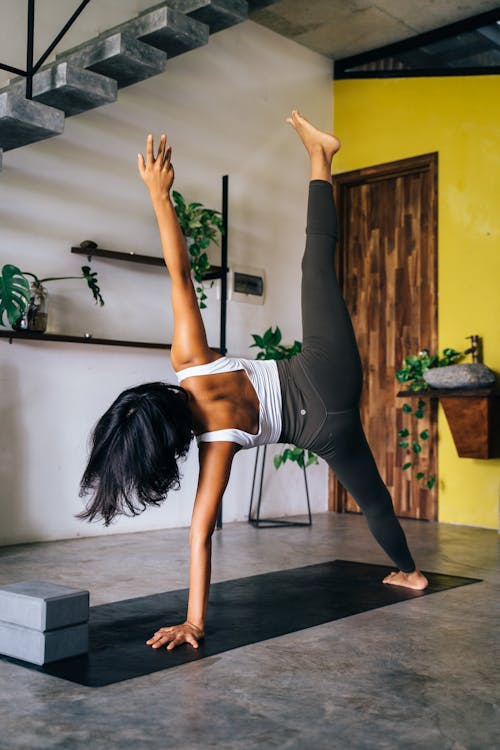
[250,326,318,471]
[0,264,104,333]
[172,190,223,310]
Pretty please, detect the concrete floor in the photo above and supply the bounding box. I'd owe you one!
[0,513,498,750]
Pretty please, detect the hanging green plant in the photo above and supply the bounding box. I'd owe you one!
[398,398,435,489]
[172,190,223,310]
[395,346,464,489]
[250,326,318,471]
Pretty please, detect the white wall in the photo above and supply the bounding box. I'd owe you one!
[0,18,333,545]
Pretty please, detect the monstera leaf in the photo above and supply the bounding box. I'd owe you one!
[0,265,31,327]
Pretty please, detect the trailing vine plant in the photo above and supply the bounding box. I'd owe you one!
[172,190,223,310]
[250,326,318,471]
[395,347,463,489]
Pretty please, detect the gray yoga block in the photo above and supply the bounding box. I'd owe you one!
[0,620,89,665]
[0,581,89,631]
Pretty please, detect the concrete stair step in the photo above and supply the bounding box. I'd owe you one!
[8,62,117,117]
[107,2,209,58]
[56,32,167,89]
[0,91,64,151]
[161,1,248,33]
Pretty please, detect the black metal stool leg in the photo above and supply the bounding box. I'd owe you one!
[248,445,313,528]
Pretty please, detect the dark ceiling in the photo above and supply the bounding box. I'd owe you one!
[248,1,500,77]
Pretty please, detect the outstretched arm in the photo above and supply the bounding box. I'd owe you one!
[137,134,216,371]
[146,441,238,651]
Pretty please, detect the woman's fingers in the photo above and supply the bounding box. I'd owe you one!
[163,145,172,169]
[140,134,172,177]
[166,637,183,651]
[146,133,154,165]
[155,134,166,168]
[137,152,146,177]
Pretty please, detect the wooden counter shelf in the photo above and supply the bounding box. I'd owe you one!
[397,387,500,459]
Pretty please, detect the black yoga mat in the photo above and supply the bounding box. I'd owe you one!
[0,560,480,687]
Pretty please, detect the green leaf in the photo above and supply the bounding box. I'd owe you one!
[412,442,422,454]
[416,472,425,480]
[251,334,264,348]
[263,326,282,347]
[402,462,412,470]
[172,190,185,206]
[427,476,436,489]
[398,441,409,449]
[405,355,419,365]
[417,399,426,409]
[410,382,428,392]
[415,409,424,419]
[402,404,412,414]
[0,265,31,326]
[305,451,318,468]
[419,429,429,440]
[395,369,409,382]
[81,266,104,306]
[274,455,283,469]
[398,429,410,438]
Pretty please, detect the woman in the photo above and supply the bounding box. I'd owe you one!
[79,111,428,652]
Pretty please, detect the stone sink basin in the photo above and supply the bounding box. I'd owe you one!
[423,363,496,389]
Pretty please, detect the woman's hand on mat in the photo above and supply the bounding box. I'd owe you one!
[137,133,174,200]
[146,621,204,651]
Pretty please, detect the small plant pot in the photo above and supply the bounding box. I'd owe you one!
[13,283,48,333]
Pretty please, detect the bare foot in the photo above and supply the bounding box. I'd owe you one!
[286,109,341,161]
[383,570,429,590]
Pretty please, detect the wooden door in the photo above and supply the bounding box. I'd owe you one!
[329,154,438,520]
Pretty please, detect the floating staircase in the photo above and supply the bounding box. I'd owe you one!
[0,0,261,171]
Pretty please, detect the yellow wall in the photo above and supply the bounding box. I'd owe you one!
[333,76,500,529]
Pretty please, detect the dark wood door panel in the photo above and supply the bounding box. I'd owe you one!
[331,154,438,520]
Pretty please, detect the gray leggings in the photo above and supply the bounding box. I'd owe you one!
[277,180,415,573]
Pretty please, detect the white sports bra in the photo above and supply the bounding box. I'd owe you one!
[176,356,282,448]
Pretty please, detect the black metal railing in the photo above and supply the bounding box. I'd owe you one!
[0,0,93,98]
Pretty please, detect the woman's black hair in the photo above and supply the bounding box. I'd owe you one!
[78,382,193,526]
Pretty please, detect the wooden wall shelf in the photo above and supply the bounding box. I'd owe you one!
[397,388,500,459]
[71,244,225,279]
[0,330,171,350]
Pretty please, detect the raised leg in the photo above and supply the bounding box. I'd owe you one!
[287,111,428,590]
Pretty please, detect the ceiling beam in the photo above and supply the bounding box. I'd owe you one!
[335,6,500,79]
